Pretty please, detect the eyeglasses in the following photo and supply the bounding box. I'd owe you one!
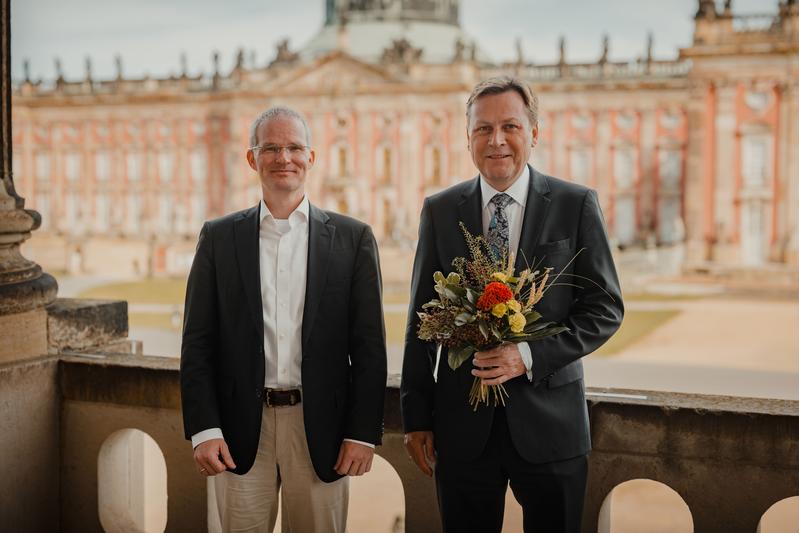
[249,143,309,157]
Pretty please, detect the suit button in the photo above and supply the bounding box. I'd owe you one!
[256,389,262,399]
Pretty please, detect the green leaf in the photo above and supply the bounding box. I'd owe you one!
[448,345,476,370]
[421,299,441,309]
[433,271,445,284]
[490,324,502,340]
[478,320,490,340]
[454,312,475,326]
[446,272,461,285]
[446,284,466,297]
[443,287,461,302]
[466,288,479,305]
[523,326,569,342]
[524,310,542,323]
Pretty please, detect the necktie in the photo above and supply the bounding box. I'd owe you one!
[487,193,512,262]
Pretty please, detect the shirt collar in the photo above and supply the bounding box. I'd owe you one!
[480,165,530,210]
[259,196,309,227]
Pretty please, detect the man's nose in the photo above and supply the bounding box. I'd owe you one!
[275,148,291,163]
[488,128,505,146]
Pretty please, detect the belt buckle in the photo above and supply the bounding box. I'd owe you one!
[289,391,296,406]
[265,389,272,407]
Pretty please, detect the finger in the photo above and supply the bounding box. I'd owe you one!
[471,367,504,379]
[337,456,353,476]
[410,442,432,476]
[481,375,509,386]
[220,442,237,470]
[356,460,368,476]
[205,447,227,474]
[333,446,346,471]
[346,461,360,476]
[423,436,436,468]
[365,455,373,473]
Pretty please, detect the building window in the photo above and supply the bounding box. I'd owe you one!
[35,152,50,182]
[158,152,173,183]
[64,192,80,228]
[95,193,109,232]
[569,148,590,185]
[658,149,681,190]
[125,195,141,233]
[66,152,81,182]
[126,152,142,182]
[190,149,207,183]
[158,194,173,232]
[337,146,348,178]
[191,194,206,228]
[614,148,634,189]
[95,151,111,182]
[11,151,22,187]
[382,147,392,183]
[431,147,442,185]
[742,134,770,188]
[34,194,50,230]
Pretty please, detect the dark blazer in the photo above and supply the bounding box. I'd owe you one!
[401,166,623,464]
[181,203,387,482]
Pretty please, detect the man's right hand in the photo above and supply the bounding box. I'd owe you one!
[194,438,236,476]
[404,431,436,477]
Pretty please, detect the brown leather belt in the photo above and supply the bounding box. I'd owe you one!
[263,388,302,407]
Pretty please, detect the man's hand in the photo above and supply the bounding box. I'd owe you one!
[334,441,375,476]
[471,344,526,385]
[194,438,236,476]
[404,431,436,477]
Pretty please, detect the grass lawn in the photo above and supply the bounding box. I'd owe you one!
[78,278,187,305]
[128,312,182,331]
[592,309,681,356]
[81,280,680,356]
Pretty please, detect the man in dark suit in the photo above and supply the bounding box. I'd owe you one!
[401,76,624,533]
[181,106,386,532]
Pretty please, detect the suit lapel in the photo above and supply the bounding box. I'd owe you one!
[234,205,264,341]
[302,204,335,348]
[456,177,483,251]
[516,165,552,272]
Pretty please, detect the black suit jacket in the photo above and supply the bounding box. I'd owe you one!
[181,203,387,482]
[401,166,623,464]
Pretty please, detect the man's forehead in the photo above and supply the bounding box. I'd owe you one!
[257,116,305,139]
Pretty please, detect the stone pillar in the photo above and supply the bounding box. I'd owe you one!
[0,0,58,362]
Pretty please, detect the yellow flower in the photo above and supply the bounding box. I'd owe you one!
[491,303,508,318]
[491,272,508,283]
[508,313,526,333]
[507,299,521,313]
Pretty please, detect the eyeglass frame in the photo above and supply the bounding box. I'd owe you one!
[248,143,311,157]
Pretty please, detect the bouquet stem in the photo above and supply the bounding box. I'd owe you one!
[468,377,508,410]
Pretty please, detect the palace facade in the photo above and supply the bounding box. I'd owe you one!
[10,0,799,277]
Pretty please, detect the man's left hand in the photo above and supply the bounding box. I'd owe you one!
[471,344,526,385]
[334,441,374,476]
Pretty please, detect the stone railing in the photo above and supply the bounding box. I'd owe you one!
[1,298,797,532]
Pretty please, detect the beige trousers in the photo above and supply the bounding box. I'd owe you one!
[211,403,349,533]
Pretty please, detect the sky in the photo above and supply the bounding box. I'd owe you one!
[10,0,773,82]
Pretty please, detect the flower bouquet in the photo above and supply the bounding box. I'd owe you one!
[416,223,568,409]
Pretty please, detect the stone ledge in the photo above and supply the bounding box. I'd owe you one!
[47,298,128,353]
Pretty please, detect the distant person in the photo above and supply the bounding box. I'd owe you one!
[401,76,624,532]
[181,106,387,532]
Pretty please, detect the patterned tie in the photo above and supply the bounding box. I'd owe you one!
[487,193,512,262]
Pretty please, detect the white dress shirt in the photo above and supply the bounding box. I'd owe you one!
[479,166,534,381]
[192,198,372,449]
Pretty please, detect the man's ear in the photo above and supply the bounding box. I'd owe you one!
[246,149,257,171]
[531,124,539,147]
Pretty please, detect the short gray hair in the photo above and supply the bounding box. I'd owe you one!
[249,106,312,148]
[466,76,539,128]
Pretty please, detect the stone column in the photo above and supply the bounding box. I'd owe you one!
[0,0,58,361]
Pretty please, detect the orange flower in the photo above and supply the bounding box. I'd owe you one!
[476,282,514,311]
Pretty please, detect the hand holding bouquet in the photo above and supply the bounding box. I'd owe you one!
[416,223,568,409]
